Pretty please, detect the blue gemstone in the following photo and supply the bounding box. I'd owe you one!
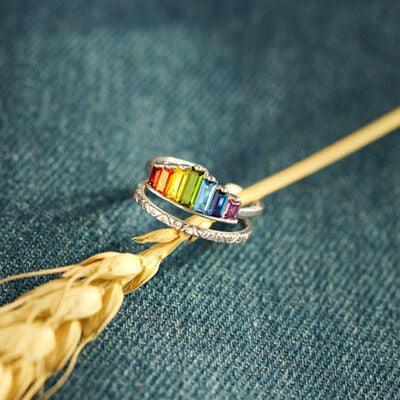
[193,179,217,213]
[208,189,229,217]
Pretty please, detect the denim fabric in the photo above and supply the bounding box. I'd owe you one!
[0,1,399,399]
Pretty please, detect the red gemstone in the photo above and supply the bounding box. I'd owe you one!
[149,166,162,188]
[223,198,241,220]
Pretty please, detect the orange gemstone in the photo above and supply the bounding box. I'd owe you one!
[155,168,173,193]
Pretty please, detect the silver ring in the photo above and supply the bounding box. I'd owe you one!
[144,156,263,224]
[134,182,252,243]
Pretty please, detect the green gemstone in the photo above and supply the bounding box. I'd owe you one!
[180,170,200,205]
[189,175,204,207]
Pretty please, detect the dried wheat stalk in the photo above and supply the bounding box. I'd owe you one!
[0,108,399,399]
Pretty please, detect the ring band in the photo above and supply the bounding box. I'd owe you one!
[134,182,252,243]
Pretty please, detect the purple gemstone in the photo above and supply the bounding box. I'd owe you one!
[223,199,241,220]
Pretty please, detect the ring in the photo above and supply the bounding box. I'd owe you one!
[133,157,263,243]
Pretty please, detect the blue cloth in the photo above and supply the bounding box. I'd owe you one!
[1,1,399,398]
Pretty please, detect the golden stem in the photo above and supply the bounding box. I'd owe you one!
[239,107,400,204]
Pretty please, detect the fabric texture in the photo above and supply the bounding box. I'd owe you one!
[0,1,399,398]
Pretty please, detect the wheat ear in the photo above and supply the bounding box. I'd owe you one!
[0,215,209,400]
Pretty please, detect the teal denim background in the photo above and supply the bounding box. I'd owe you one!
[0,1,399,399]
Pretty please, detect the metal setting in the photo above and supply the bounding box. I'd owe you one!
[134,182,252,244]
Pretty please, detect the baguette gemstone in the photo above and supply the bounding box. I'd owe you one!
[165,168,187,200]
[193,179,217,213]
[149,166,162,188]
[208,189,229,217]
[180,170,200,205]
[223,197,241,220]
[155,168,173,193]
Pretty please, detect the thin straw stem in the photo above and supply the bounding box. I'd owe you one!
[0,266,73,285]
[239,107,400,205]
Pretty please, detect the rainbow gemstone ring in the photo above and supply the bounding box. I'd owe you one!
[133,157,263,244]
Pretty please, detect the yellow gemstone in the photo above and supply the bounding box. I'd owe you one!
[166,168,188,201]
